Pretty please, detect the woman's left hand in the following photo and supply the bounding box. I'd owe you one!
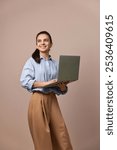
[57,82,68,92]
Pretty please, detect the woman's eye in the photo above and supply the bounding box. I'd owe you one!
[37,40,41,43]
[44,39,49,42]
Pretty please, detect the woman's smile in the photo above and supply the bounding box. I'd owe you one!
[36,34,52,53]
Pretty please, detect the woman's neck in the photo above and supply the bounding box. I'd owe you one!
[40,52,49,60]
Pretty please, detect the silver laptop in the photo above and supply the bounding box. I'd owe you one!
[45,55,80,87]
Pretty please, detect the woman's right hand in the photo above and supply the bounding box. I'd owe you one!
[46,79,57,86]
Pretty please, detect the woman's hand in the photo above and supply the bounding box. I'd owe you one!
[46,79,57,85]
[57,82,69,92]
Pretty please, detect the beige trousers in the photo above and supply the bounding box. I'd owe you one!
[28,92,73,150]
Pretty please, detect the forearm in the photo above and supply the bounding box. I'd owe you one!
[32,79,57,88]
[32,81,47,88]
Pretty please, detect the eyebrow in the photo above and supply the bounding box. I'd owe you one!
[37,38,49,41]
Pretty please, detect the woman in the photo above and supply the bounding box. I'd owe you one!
[20,31,73,150]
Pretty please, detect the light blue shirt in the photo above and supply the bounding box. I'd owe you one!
[20,56,67,95]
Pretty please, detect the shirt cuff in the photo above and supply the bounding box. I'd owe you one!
[28,79,36,91]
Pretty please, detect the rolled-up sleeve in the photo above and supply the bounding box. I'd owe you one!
[20,58,36,92]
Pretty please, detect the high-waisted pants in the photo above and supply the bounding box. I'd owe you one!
[28,92,73,150]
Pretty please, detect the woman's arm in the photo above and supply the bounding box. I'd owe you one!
[32,79,57,88]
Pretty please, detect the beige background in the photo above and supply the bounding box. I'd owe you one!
[0,0,99,150]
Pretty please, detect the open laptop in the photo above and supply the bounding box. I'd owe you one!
[45,55,80,87]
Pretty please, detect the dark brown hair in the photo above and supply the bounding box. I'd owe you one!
[32,31,52,63]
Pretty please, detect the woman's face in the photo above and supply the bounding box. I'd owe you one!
[36,34,52,53]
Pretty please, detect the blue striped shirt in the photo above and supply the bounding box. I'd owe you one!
[20,56,67,95]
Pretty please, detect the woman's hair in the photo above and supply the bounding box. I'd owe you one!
[32,31,52,63]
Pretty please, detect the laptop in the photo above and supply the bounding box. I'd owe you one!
[45,55,80,87]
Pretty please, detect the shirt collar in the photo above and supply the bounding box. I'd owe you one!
[40,55,52,61]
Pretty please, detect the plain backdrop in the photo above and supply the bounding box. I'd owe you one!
[0,0,99,150]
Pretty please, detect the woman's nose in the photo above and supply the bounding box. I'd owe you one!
[41,40,45,44]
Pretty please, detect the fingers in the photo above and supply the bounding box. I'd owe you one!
[64,81,70,85]
[59,81,69,85]
[57,82,67,91]
[57,82,64,86]
[52,79,57,83]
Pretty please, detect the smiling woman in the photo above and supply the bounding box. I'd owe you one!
[20,31,73,150]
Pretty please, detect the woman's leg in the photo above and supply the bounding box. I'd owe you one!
[28,92,53,150]
[50,94,73,150]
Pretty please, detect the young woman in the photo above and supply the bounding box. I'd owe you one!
[20,31,73,150]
